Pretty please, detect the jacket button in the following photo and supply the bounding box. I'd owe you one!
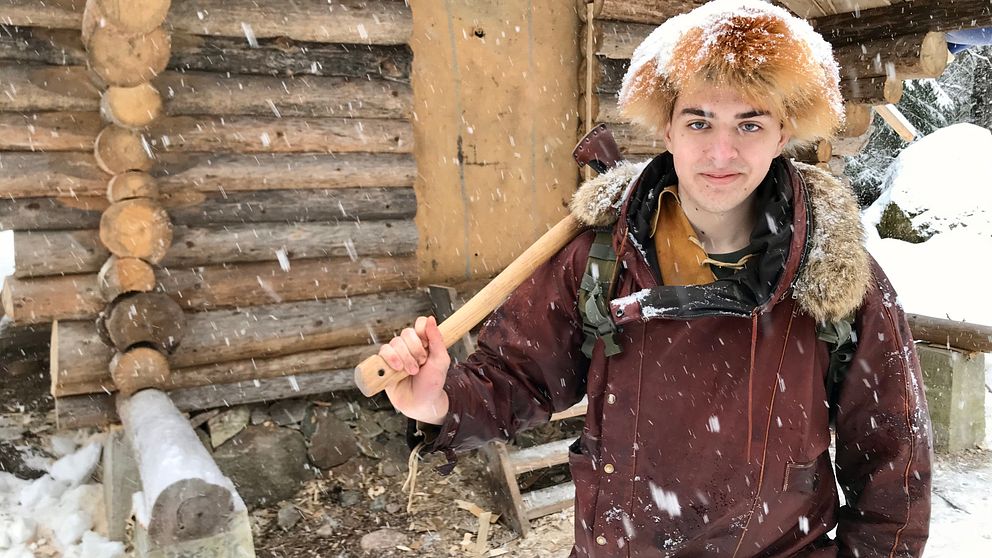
[607,393,616,405]
[604,463,615,474]
[615,308,624,317]
[596,536,607,546]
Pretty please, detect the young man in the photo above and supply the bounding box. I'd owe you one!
[379,1,932,556]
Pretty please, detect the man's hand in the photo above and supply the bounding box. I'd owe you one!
[380,316,451,425]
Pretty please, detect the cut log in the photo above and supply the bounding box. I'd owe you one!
[102,84,164,129]
[841,103,873,138]
[60,342,373,397]
[99,198,173,263]
[51,289,432,396]
[834,32,948,81]
[0,64,100,112]
[86,25,172,87]
[57,366,356,428]
[0,111,101,151]
[611,122,665,155]
[99,256,156,299]
[146,115,412,154]
[156,70,412,119]
[108,171,159,202]
[831,130,872,157]
[94,0,172,36]
[2,274,104,325]
[813,0,992,47]
[2,255,415,324]
[0,196,106,230]
[117,389,242,545]
[0,187,414,230]
[111,346,171,397]
[14,219,416,277]
[598,21,653,60]
[94,126,155,174]
[168,34,412,80]
[907,314,992,354]
[0,153,105,198]
[601,0,704,24]
[168,0,412,45]
[0,1,84,30]
[840,76,903,105]
[103,292,187,353]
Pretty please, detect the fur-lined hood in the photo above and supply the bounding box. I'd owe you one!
[569,158,870,322]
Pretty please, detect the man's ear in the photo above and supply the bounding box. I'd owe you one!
[775,130,791,155]
[663,121,673,147]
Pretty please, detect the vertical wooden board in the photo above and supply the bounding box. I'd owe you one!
[410,1,579,284]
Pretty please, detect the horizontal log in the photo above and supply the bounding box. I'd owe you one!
[598,21,653,60]
[56,367,358,429]
[0,152,415,198]
[14,219,416,277]
[0,65,412,119]
[0,316,51,354]
[840,76,903,105]
[600,0,704,24]
[611,122,665,155]
[51,289,432,395]
[58,342,373,397]
[169,34,412,80]
[147,115,412,154]
[813,0,992,47]
[0,26,411,80]
[907,313,992,354]
[597,55,627,95]
[834,32,948,81]
[0,64,100,112]
[1,0,414,45]
[0,111,101,152]
[0,188,415,230]
[3,255,417,324]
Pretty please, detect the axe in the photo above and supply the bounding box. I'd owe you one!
[353,124,624,397]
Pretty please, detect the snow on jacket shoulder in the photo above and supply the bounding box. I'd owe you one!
[420,154,931,558]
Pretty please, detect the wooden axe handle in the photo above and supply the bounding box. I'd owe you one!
[353,214,585,396]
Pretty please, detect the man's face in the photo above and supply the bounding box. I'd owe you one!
[663,87,790,217]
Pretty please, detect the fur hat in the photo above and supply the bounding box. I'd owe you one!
[618,0,843,145]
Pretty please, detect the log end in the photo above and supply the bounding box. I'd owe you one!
[111,346,171,397]
[147,478,235,546]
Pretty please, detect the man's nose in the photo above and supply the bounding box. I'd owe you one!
[706,129,738,163]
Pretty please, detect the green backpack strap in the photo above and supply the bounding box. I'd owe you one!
[578,230,622,358]
[817,312,858,424]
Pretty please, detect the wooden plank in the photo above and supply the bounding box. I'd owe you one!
[508,438,574,475]
[480,442,530,537]
[56,367,361,429]
[13,219,416,277]
[4,255,417,324]
[521,482,575,520]
[875,104,917,141]
[550,397,588,421]
[0,152,415,198]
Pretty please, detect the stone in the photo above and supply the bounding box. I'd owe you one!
[876,203,930,243]
[377,411,407,435]
[359,528,407,552]
[269,399,309,426]
[208,407,250,448]
[331,401,360,421]
[355,411,384,439]
[249,404,271,425]
[919,345,986,453]
[339,489,361,507]
[306,408,359,469]
[276,503,301,531]
[212,425,311,508]
[0,440,47,480]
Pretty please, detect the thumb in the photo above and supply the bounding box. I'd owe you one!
[424,316,449,368]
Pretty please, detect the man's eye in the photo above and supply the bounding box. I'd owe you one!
[688,121,708,130]
[740,122,762,132]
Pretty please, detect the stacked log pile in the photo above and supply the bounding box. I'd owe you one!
[0,0,426,428]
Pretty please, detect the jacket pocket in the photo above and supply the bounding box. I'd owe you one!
[783,452,829,495]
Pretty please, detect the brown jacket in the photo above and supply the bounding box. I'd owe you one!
[421,154,932,557]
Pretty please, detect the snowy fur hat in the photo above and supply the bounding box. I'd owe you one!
[618,0,843,144]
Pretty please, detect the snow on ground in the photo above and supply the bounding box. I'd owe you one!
[862,122,992,556]
[0,426,124,558]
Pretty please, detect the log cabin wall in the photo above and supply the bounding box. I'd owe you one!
[0,0,431,427]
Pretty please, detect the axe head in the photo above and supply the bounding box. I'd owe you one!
[572,123,625,174]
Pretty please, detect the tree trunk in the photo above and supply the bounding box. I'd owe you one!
[0,187,414,230]
[4,255,416,324]
[906,313,992,354]
[168,34,412,80]
[0,152,415,198]
[51,289,432,395]
[813,0,992,47]
[156,70,412,119]
[103,292,187,353]
[833,32,948,81]
[147,115,412,154]
[99,198,174,264]
[117,389,241,545]
[13,220,416,277]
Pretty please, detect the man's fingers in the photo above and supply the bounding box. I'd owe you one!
[378,343,405,374]
[401,327,428,365]
[388,336,420,375]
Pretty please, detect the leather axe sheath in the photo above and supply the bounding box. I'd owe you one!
[353,124,624,397]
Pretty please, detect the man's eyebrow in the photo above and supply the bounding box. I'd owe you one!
[678,108,771,119]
